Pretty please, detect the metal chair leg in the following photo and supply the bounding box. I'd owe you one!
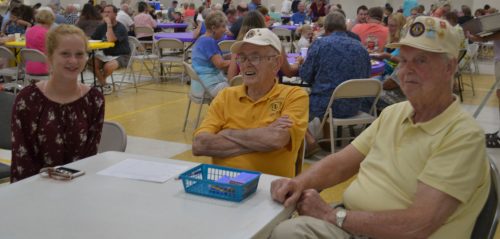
[194,98,205,129]
[330,118,335,154]
[182,98,192,132]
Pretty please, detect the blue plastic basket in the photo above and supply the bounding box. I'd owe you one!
[179,164,261,202]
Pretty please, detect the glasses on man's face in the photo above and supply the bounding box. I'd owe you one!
[235,55,278,66]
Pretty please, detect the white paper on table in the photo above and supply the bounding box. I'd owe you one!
[97,158,189,183]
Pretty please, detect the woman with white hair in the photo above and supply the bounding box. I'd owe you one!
[191,11,230,97]
[25,8,54,76]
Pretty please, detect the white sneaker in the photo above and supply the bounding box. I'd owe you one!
[102,84,113,95]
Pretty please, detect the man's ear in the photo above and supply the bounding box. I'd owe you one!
[274,53,283,72]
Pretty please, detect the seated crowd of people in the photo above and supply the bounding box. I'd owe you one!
[1,0,498,238]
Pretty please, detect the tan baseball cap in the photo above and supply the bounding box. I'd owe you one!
[387,16,461,58]
[230,28,282,54]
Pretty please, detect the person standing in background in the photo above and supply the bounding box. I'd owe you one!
[402,0,418,17]
[117,3,134,32]
[248,0,261,11]
[348,5,367,30]
[167,0,178,21]
[281,0,291,14]
[222,0,231,13]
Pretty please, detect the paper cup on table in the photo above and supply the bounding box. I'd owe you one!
[300,47,308,59]
[14,33,21,41]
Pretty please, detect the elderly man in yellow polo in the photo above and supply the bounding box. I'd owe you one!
[270,16,490,238]
[192,28,309,177]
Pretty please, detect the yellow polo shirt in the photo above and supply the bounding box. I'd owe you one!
[346,98,490,239]
[194,82,309,177]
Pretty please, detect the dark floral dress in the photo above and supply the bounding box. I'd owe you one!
[10,84,105,182]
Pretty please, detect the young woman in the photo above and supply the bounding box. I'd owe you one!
[11,25,105,182]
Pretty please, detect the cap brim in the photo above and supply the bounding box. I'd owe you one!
[230,40,281,54]
[386,41,447,55]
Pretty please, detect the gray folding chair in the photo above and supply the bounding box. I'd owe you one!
[0,91,15,181]
[182,62,215,132]
[19,48,49,83]
[134,26,155,45]
[0,46,21,93]
[272,28,294,52]
[471,159,500,239]
[113,36,159,93]
[156,38,185,82]
[218,40,236,55]
[98,121,127,153]
[318,79,382,153]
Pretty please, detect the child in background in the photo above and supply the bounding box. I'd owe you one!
[173,11,186,32]
[296,24,312,49]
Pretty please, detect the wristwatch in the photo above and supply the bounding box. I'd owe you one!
[335,208,347,228]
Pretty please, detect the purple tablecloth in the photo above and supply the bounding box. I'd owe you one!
[287,53,386,76]
[154,32,235,42]
[271,25,298,31]
[154,32,195,42]
[157,23,189,29]
[370,60,385,76]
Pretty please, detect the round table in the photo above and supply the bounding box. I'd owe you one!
[157,23,189,29]
[154,32,234,42]
[271,25,298,31]
[5,40,115,50]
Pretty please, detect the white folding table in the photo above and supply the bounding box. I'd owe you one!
[0,151,294,239]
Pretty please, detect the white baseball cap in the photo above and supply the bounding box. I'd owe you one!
[230,28,282,54]
[387,16,461,58]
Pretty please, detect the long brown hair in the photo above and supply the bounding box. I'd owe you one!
[237,11,265,41]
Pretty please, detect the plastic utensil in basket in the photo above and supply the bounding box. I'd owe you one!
[179,164,261,202]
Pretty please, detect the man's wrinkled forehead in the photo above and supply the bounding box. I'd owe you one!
[399,45,444,61]
[237,43,278,55]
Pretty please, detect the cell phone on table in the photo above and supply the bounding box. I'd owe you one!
[54,166,85,178]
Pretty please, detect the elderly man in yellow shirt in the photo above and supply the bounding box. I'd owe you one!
[192,28,309,178]
[269,16,490,239]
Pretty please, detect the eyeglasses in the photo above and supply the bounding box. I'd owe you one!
[235,55,278,66]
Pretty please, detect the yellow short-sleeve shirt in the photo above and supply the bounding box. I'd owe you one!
[347,98,490,239]
[194,82,309,177]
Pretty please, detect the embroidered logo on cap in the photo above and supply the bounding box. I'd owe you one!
[410,22,425,37]
[246,29,256,39]
[425,18,435,27]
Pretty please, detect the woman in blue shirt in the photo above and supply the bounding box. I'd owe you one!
[191,10,230,97]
